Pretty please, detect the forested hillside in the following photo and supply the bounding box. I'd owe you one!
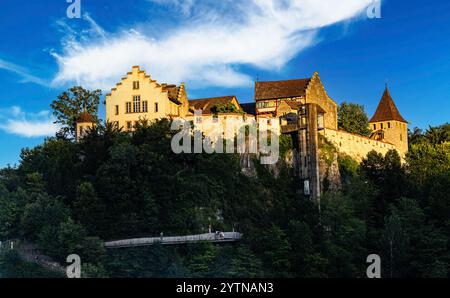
[1,120,449,278]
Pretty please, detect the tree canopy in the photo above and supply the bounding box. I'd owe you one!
[50,86,101,138]
[0,110,449,278]
[338,102,372,137]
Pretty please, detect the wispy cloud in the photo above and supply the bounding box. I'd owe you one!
[0,106,58,138]
[0,59,48,87]
[148,0,197,16]
[83,13,107,39]
[52,0,373,90]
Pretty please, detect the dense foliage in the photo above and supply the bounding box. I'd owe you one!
[338,102,372,137]
[210,102,244,115]
[409,123,449,146]
[50,86,101,138]
[0,118,449,278]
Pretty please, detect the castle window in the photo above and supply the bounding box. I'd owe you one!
[381,123,384,129]
[400,133,403,141]
[126,102,132,114]
[79,126,84,137]
[142,101,148,113]
[115,105,119,115]
[155,102,159,113]
[126,121,132,130]
[373,124,376,130]
[133,96,141,113]
[133,81,140,90]
[388,122,391,128]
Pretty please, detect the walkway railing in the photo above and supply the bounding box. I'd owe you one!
[105,232,243,248]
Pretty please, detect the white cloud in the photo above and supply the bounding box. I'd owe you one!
[52,0,373,90]
[148,0,197,16]
[0,106,58,138]
[83,13,107,39]
[0,59,48,87]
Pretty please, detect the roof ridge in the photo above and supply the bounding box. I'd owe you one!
[256,77,311,83]
[189,95,235,101]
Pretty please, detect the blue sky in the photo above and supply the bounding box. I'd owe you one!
[0,0,449,167]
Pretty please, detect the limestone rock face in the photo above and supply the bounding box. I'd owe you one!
[319,150,342,192]
[240,152,257,177]
[239,147,342,194]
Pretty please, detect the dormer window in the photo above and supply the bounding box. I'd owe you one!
[133,81,140,90]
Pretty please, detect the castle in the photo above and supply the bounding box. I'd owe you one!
[76,66,408,197]
[77,66,407,158]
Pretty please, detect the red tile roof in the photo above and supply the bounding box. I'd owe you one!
[161,84,183,105]
[254,78,311,101]
[370,87,407,123]
[189,96,238,115]
[76,112,96,123]
[285,101,302,109]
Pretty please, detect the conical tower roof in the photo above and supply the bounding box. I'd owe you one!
[370,86,407,123]
[76,111,96,123]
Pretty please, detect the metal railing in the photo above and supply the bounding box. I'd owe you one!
[105,232,243,248]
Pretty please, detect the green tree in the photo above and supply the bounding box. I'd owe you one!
[57,218,87,257]
[225,245,264,277]
[256,225,292,277]
[408,127,425,145]
[187,243,218,277]
[338,102,372,136]
[73,182,105,235]
[321,192,367,277]
[21,194,69,241]
[51,86,101,138]
[19,138,81,201]
[425,125,449,145]
[210,103,243,115]
[406,142,450,187]
[0,192,19,238]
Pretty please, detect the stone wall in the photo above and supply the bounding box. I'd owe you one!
[305,73,338,130]
[184,113,258,141]
[370,120,408,158]
[322,128,397,162]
